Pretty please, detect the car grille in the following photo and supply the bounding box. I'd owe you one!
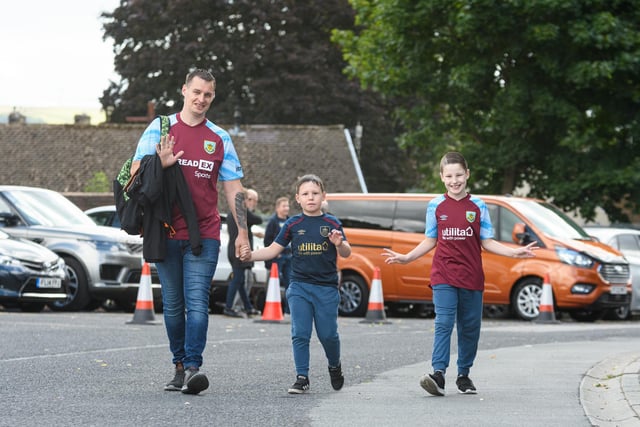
[126,242,143,254]
[17,258,58,273]
[598,263,630,284]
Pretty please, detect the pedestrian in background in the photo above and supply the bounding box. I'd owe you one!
[224,188,262,317]
[131,68,250,395]
[241,174,351,394]
[382,152,537,396]
[263,196,292,314]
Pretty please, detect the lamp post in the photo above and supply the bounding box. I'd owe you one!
[354,121,363,156]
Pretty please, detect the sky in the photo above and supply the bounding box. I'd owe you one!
[0,0,120,123]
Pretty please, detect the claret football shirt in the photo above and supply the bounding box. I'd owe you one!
[425,193,494,291]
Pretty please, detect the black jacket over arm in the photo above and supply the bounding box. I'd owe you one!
[128,155,202,261]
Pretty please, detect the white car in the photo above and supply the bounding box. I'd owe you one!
[85,205,267,311]
[584,226,640,320]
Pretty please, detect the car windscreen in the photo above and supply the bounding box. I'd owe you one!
[3,189,97,227]
[508,199,590,240]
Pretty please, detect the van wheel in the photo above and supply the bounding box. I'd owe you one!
[48,256,91,311]
[339,274,369,317]
[604,304,631,321]
[511,277,543,321]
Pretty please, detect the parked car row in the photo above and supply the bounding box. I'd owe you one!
[583,226,640,320]
[0,186,157,311]
[84,205,268,312]
[0,229,69,311]
[1,186,636,323]
[327,193,632,322]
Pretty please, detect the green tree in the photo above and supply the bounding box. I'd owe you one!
[84,171,110,193]
[100,0,415,192]
[334,0,640,221]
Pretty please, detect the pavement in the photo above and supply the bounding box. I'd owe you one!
[308,328,640,427]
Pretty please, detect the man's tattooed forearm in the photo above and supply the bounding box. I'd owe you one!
[235,192,248,230]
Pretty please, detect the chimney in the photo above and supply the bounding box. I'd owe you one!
[74,114,91,125]
[8,107,26,125]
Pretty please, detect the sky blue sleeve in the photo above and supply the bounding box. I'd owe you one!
[425,197,441,238]
[474,197,495,240]
[132,117,162,161]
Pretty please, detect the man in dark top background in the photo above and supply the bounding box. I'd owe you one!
[224,188,262,317]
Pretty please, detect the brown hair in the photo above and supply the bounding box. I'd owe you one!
[275,196,289,207]
[295,174,325,193]
[185,69,216,87]
[440,151,468,172]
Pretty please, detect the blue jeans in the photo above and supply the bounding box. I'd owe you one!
[155,238,219,370]
[431,284,483,376]
[225,265,254,311]
[276,254,292,314]
[286,281,341,376]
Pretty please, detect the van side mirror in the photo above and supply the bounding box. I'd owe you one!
[511,222,530,245]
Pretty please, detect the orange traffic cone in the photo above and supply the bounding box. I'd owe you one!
[536,273,559,324]
[360,267,391,324]
[254,263,288,324]
[127,262,160,325]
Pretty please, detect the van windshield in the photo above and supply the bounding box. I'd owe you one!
[508,199,590,240]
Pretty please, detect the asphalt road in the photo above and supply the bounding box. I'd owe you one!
[1,310,639,426]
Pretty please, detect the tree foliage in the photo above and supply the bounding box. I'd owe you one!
[100,0,416,192]
[334,0,640,221]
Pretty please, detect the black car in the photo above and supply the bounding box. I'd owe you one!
[0,229,69,312]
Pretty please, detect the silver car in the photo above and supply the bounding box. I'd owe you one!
[584,226,640,320]
[84,205,268,312]
[0,186,157,311]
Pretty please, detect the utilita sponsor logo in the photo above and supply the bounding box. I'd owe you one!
[442,227,474,240]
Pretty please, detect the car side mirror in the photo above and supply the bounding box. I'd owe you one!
[0,212,20,227]
[511,222,529,245]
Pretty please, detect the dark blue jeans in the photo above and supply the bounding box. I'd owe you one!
[287,281,341,376]
[431,284,483,376]
[225,265,254,311]
[155,239,219,370]
[276,254,292,314]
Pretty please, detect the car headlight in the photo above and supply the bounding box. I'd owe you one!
[0,254,21,267]
[556,247,594,268]
[91,240,129,253]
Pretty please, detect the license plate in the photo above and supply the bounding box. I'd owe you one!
[610,285,627,295]
[36,278,62,289]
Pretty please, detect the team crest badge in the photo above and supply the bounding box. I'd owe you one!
[320,226,330,237]
[466,211,476,223]
[204,140,216,154]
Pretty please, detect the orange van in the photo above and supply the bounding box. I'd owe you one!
[326,193,631,321]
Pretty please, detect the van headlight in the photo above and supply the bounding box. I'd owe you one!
[556,247,594,268]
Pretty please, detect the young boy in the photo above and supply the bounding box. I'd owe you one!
[382,152,537,396]
[241,174,351,393]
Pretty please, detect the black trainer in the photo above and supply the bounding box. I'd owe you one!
[164,362,185,391]
[287,375,310,394]
[223,307,243,318]
[328,364,344,390]
[420,370,445,396]
[181,367,209,395]
[456,375,477,394]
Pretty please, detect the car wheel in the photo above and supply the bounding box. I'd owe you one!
[569,309,604,322]
[603,304,631,321]
[19,302,45,312]
[338,274,369,317]
[48,256,91,311]
[511,277,543,321]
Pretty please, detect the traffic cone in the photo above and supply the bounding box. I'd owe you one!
[254,263,288,324]
[127,262,160,325]
[536,273,559,324]
[360,267,391,324]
